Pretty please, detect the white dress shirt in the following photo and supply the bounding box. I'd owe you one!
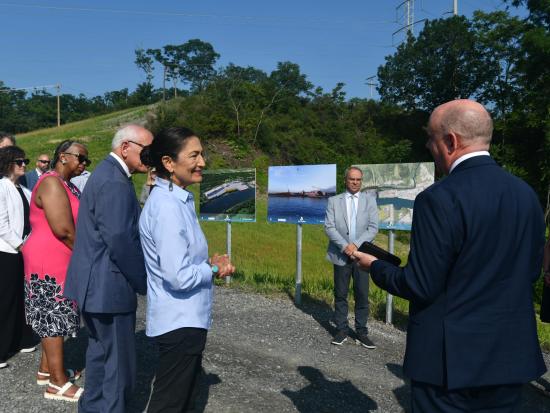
[449,151,490,174]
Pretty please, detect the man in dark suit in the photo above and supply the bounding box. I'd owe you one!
[353,100,546,412]
[324,167,379,348]
[19,154,50,190]
[65,124,153,413]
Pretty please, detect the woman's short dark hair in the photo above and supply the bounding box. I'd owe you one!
[0,145,26,177]
[51,140,83,169]
[140,127,197,179]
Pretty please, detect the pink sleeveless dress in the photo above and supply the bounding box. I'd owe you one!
[22,171,81,338]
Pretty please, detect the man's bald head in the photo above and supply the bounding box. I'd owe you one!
[429,99,493,146]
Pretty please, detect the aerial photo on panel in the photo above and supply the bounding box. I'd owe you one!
[199,168,256,222]
[355,162,434,230]
[267,164,336,225]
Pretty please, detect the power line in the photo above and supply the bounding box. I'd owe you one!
[0,2,394,26]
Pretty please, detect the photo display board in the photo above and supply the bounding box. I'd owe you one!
[354,162,434,231]
[267,164,336,224]
[199,168,256,222]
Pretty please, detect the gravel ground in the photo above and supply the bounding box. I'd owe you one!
[1,286,549,412]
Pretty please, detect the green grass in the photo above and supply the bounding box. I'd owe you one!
[15,107,550,351]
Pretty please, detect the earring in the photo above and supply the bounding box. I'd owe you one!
[61,160,67,165]
[169,173,174,191]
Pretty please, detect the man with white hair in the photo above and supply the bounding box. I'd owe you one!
[65,124,153,412]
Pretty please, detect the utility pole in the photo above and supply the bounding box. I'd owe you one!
[453,0,458,16]
[56,84,61,127]
[162,66,167,102]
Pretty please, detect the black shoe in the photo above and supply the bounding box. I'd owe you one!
[331,330,348,345]
[356,334,376,349]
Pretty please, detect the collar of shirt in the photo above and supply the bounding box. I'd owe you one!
[345,191,359,199]
[109,152,131,178]
[35,168,43,176]
[449,151,490,174]
[154,177,192,203]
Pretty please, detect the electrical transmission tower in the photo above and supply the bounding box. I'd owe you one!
[392,0,426,45]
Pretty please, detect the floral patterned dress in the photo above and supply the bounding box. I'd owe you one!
[22,171,81,338]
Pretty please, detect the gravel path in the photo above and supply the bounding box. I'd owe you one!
[1,286,549,412]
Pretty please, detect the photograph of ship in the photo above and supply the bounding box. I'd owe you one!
[267,164,336,224]
[354,162,434,230]
[199,168,256,222]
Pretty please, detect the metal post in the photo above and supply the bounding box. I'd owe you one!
[386,204,395,324]
[453,0,458,16]
[225,220,232,285]
[295,223,303,305]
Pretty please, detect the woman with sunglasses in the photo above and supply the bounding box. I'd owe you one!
[22,140,90,402]
[0,146,38,370]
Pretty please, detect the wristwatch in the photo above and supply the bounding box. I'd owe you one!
[211,264,219,275]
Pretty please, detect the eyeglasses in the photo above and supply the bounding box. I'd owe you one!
[12,158,30,166]
[127,140,146,149]
[62,152,92,166]
[37,159,50,164]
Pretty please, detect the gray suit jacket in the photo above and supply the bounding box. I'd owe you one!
[324,191,379,266]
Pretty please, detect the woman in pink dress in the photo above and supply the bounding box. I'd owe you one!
[22,140,91,402]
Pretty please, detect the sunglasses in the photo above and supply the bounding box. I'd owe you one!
[63,152,92,166]
[12,158,30,167]
[127,140,146,149]
[37,159,50,164]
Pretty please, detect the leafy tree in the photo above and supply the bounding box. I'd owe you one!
[377,16,487,111]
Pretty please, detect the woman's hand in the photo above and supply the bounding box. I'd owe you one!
[210,254,235,278]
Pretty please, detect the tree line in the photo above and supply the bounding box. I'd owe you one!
[1,1,547,217]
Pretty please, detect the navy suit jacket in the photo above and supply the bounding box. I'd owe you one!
[19,169,39,191]
[371,156,546,389]
[65,155,147,313]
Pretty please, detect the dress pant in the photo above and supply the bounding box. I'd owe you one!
[0,251,36,361]
[333,262,370,335]
[79,311,136,413]
[146,327,207,413]
[411,380,523,413]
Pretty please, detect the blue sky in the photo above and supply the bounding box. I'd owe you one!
[268,164,336,193]
[0,1,524,99]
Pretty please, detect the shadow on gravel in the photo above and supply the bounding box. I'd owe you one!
[386,363,410,412]
[282,366,378,412]
[288,291,337,337]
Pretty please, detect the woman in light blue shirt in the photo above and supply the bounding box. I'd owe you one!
[139,127,234,413]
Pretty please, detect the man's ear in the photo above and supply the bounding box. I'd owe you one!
[445,132,459,154]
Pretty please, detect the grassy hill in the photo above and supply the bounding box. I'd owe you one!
[15,107,550,350]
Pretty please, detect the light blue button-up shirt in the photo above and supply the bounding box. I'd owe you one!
[139,177,213,337]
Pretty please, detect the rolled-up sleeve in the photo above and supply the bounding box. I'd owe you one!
[151,201,212,292]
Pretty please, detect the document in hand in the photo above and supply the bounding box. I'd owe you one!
[358,241,402,266]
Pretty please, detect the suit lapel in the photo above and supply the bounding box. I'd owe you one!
[340,194,348,228]
[356,192,365,227]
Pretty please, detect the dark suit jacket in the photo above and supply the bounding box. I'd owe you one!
[65,155,147,313]
[19,169,39,191]
[370,156,546,389]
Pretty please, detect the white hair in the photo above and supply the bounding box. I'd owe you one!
[111,124,144,149]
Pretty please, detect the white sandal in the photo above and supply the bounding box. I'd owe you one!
[44,382,83,402]
[37,369,82,386]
